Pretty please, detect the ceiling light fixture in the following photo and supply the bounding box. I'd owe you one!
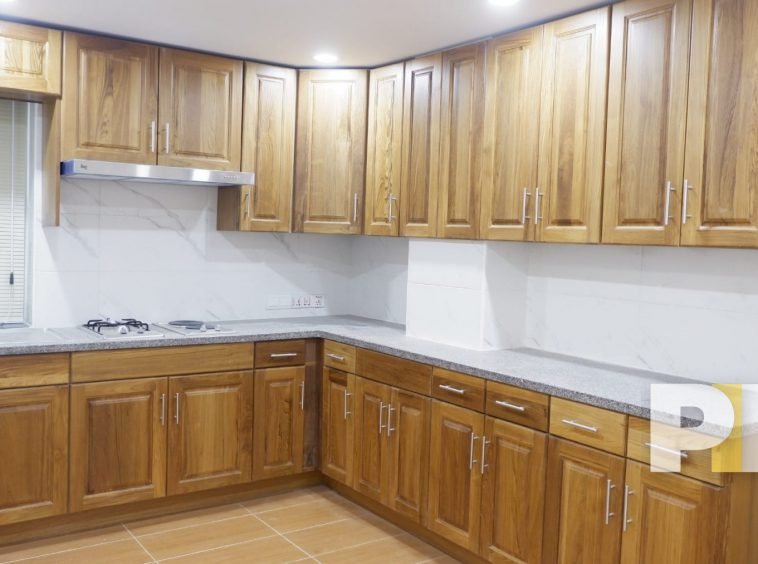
[488,0,520,6]
[313,53,339,64]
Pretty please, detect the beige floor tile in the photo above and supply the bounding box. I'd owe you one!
[316,534,447,564]
[18,539,152,564]
[255,498,362,534]
[242,487,338,514]
[0,526,131,562]
[126,504,250,537]
[160,534,307,563]
[283,515,400,556]
[137,515,274,561]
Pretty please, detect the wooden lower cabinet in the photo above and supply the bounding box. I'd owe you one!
[480,417,547,563]
[70,378,167,511]
[427,400,484,552]
[0,386,68,525]
[543,437,625,564]
[321,367,355,484]
[167,372,253,495]
[253,366,305,480]
[352,377,392,502]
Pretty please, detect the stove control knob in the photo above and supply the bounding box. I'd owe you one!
[117,325,129,335]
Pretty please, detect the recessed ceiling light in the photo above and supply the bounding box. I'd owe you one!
[489,0,520,6]
[313,53,339,64]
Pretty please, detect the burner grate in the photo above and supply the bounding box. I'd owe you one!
[84,318,150,334]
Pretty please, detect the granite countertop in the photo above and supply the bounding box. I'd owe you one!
[0,315,703,420]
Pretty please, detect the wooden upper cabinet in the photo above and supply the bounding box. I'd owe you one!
[294,69,367,234]
[167,371,253,495]
[399,55,442,238]
[603,0,693,246]
[537,8,610,244]
[543,437,625,564]
[480,27,544,241]
[70,378,167,512]
[437,44,486,240]
[0,386,68,525]
[0,22,61,98]
[61,33,159,164]
[620,460,726,564]
[158,48,243,171]
[364,63,404,236]
[682,0,758,248]
[321,367,355,485]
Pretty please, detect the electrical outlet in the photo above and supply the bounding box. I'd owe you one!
[267,294,325,310]
[311,295,325,308]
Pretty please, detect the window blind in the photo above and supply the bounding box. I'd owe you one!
[0,100,30,324]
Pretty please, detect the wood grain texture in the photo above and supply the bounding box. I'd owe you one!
[537,7,610,244]
[252,366,305,480]
[351,376,392,503]
[355,348,432,396]
[364,63,404,236]
[431,367,485,412]
[70,378,167,511]
[294,69,367,234]
[549,397,628,456]
[302,339,321,472]
[682,0,758,248]
[61,33,159,163]
[0,385,68,526]
[41,98,61,227]
[323,340,356,373]
[480,26,544,242]
[71,343,253,382]
[543,437,625,564]
[167,371,253,495]
[399,54,442,238]
[158,48,243,170]
[254,339,306,368]
[480,417,547,564]
[426,400,484,552]
[603,0,692,246]
[0,22,61,98]
[437,43,486,240]
[321,367,355,485]
[0,353,68,389]
[485,380,550,432]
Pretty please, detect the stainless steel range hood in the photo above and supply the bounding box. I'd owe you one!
[60,160,254,187]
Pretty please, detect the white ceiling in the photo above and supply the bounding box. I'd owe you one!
[0,0,610,67]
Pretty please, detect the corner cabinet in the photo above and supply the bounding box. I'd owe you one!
[0,22,61,98]
[321,367,355,485]
[294,69,367,234]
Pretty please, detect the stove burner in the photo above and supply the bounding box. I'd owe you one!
[84,318,150,334]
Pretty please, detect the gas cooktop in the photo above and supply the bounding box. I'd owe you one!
[153,320,236,336]
[81,318,166,340]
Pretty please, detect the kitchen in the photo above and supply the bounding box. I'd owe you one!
[0,0,756,562]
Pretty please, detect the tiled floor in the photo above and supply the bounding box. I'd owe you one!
[0,487,459,563]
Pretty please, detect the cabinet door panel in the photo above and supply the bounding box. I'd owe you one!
[538,8,610,243]
[294,69,367,234]
[321,367,355,484]
[365,63,404,236]
[682,0,758,247]
[253,366,305,480]
[603,0,692,245]
[167,372,253,495]
[0,22,61,97]
[438,44,486,240]
[480,27,543,241]
[399,55,442,238]
[71,378,167,511]
[387,388,430,524]
[620,460,726,564]
[427,400,483,552]
[352,377,391,502]
[0,386,67,525]
[480,417,547,563]
[158,48,243,170]
[544,437,625,564]
[62,33,158,164]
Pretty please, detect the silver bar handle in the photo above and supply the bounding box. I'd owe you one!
[480,436,490,475]
[270,352,298,358]
[389,194,397,221]
[623,485,633,532]
[604,479,616,525]
[438,384,466,395]
[343,390,352,419]
[469,433,478,470]
[645,442,689,459]
[387,192,393,223]
[561,419,598,433]
[682,179,693,225]
[150,121,156,153]
[353,193,359,224]
[522,188,531,225]
[387,404,396,437]
[174,392,180,425]
[245,190,251,218]
[326,353,345,362]
[495,400,526,412]
[299,381,305,411]
[164,123,170,154]
[160,393,166,426]
[378,401,386,434]
[534,190,543,225]
[663,181,675,226]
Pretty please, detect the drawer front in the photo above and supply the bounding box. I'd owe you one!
[431,367,485,411]
[355,349,432,395]
[255,340,306,368]
[323,340,356,373]
[0,353,69,389]
[626,417,726,486]
[549,398,628,456]
[72,344,253,383]
[486,381,549,431]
